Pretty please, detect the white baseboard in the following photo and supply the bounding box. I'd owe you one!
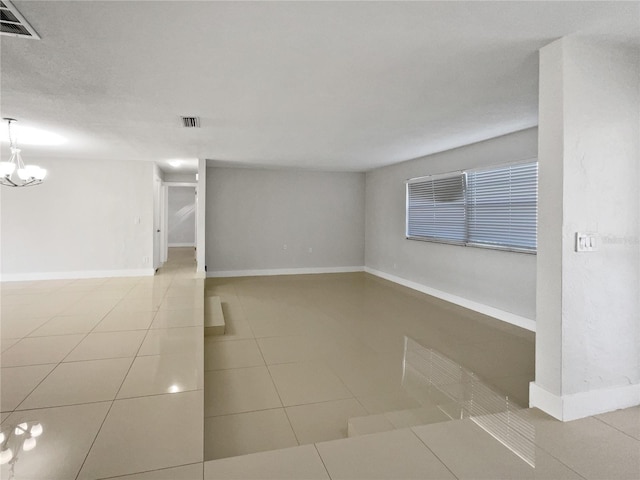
[0,268,156,282]
[208,266,365,278]
[168,243,196,247]
[530,381,640,421]
[364,267,536,332]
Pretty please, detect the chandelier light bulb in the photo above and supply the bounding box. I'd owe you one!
[0,448,13,465]
[0,161,15,177]
[15,423,28,435]
[34,167,47,180]
[22,437,36,452]
[0,432,5,444]
[1,119,48,188]
[30,423,43,437]
[17,168,30,180]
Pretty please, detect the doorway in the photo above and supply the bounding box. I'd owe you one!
[162,183,197,265]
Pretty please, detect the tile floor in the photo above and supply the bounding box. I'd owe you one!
[2,251,639,479]
[203,273,537,461]
[1,248,204,479]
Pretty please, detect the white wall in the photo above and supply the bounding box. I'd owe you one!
[168,187,196,246]
[0,158,154,280]
[532,36,640,420]
[206,167,365,275]
[365,128,538,321]
[164,172,197,183]
[196,159,206,276]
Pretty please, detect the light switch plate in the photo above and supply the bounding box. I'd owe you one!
[576,232,598,252]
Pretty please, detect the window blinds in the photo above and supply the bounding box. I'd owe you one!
[406,172,466,244]
[466,162,538,251]
[406,161,538,253]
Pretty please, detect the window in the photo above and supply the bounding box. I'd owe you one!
[406,161,538,253]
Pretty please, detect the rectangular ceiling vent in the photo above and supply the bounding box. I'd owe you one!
[180,116,201,128]
[1,0,40,39]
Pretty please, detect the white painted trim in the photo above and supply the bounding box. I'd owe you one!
[168,243,196,247]
[208,266,365,278]
[0,269,155,282]
[529,382,563,420]
[364,267,536,332]
[530,381,640,421]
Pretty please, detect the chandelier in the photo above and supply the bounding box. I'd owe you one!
[0,118,47,187]
[0,421,44,479]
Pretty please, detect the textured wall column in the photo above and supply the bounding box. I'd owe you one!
[532,36,640,420]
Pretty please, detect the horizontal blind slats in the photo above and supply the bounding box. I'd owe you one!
[466,162,538,250]
[406,161,538,252]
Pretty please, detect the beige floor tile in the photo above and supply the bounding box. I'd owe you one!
[0,402,110,480]
[414,418,583,479]
[28,314,103,337]
[1,334,85,367]
[159,296,202,311]
[165,287,202,299]
[204,408,298,460]
[386,405,452,429]
[527,408,640,480]
[18,357,133,410]
[0,316,52,339]
[356,391,422,414]
[204,444,329,479]
[205,338,264,370]
[327,351,406,398]
[64,330,146,362]
[61,298,119,317]
[208,315,254,342]
[596,406,640,440]
[112,296,163,312]
[1,337,19,352]
[1,364,56,412]
[94,310,155,332]
[138,327,203,356]
[246,315,312,339]
[485,373,532,408]
[100,462,203,479]
[117,353,202,398]
[204,366,281,417]
[269,362,353,407]
[151,308,204,329]
[257,335,324,365]
[316,428,456,479]
[347,413,396,437]
[286,398,368,444]
[78,391,203,479]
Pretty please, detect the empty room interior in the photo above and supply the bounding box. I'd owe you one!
[0,1,639,479]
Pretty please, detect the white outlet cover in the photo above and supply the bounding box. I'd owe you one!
[575,232,598,252]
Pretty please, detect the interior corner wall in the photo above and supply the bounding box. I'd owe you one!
[205,167,365,275]
[168,186,196,246]
[0,158,155,280]
[533,36,640,420]
[365,128,538,321]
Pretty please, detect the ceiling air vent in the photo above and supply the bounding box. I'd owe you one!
[1,0,40,39]
[180,116,201,128]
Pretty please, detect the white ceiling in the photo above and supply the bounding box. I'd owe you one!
[1,1,638,172]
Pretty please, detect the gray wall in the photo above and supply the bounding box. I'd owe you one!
[365,128,538,319]
[1,158,154,279]
[168,186,196,246]
[206,167,365,273]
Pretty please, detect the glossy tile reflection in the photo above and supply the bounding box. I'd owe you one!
[2,255,639,479]
[0,248,203,479]
[203,273,538,461]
